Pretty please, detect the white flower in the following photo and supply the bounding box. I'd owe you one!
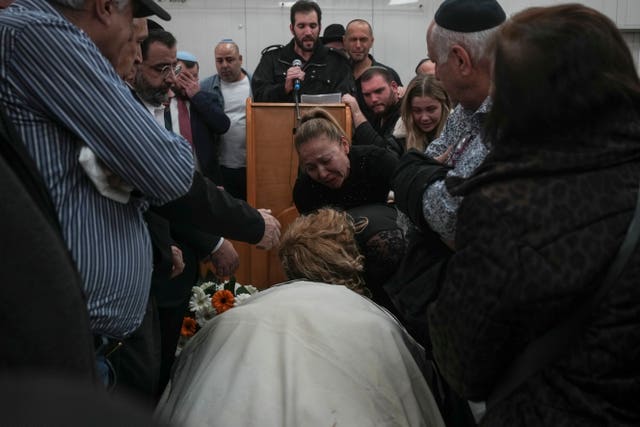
[185,278,261,336]
[189,286,210,313]
[200,281,216,292]
[234,292,253,306]
[195,304,216,327]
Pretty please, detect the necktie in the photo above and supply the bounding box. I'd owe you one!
[163,107,172,131]
[177,97,193,146]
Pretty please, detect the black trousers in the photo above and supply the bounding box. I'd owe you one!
[110,296,161,406]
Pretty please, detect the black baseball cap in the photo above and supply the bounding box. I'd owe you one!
[321,23,345,44]
[133,0,171,21]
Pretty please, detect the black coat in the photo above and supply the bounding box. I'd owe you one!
[252,39,355,103]
[430,116,640,426]
[187,91,229,184]
[352,101,404,156]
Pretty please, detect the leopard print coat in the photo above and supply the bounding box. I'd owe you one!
[428,118,640,427]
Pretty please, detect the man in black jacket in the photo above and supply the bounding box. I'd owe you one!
[342,66,404,156]
[251,0,354,102]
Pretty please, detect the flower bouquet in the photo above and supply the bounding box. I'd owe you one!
[178,276,259,355]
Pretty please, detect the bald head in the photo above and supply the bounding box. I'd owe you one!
[214,41,244,83]
[344,19,374,65]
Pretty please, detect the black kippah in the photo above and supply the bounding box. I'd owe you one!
[435,0,506,32]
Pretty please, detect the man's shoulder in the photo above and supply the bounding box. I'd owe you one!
[1,2,77,36]
[191,89,218,105]
[351,143,391,159]
[319,47,351,71]
[260,44,285,56]
[200,74,219,89]
[326,47,349,61]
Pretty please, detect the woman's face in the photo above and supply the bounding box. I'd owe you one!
[411,95,443,134]
[298,134,350,189]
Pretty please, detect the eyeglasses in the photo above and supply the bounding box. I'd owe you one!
[148,63,182,77]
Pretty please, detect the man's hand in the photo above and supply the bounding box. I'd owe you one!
[284,65,305,94]
[256,208,281,250]
[434,144,455,164]
[175,69,200,98]
[208,239,240,278]
[342,93,367,127]
[170,245,185,278]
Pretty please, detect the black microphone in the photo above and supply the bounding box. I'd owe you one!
[292,59,302,91]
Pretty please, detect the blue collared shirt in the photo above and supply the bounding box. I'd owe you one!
[0,0,194,338]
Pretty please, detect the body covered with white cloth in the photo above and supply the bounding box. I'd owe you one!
[156,281,444,427]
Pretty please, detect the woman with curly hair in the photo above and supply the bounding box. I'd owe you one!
[157,208,445,427]
[278,208,368,296]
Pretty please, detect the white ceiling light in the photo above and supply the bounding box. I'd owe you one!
[388,0,419,5]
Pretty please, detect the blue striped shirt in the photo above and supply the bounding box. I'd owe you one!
[0,0,195,338]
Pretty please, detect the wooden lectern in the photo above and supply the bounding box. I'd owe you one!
[230,99,351,288]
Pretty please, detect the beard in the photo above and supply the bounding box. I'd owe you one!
[349,51,367,63]
[134,72,170,106]
[294,34,317,52]
[371,98,397,118]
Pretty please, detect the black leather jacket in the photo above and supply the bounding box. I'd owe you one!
[251,39,355,102]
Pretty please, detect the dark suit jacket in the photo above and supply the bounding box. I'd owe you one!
[154,171,264,244]
[166,92,230,183]
[192,91,229,183]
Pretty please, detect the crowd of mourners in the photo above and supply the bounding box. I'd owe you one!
[1,0,639,426]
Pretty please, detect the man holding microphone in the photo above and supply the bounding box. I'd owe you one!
[252,0,354,102]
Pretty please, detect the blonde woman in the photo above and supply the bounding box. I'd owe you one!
[292,107,405,317]
[156,208,446,427]
[393,74,451,153]
[278,208,369,296]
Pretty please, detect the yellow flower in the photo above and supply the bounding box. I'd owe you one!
[212,289,235,314]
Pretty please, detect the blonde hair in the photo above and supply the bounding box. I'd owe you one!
[294,108,346,151]
[400,74,451,151]
[278,208,367,295]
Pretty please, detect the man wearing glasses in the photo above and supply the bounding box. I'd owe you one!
[134,30,182,122]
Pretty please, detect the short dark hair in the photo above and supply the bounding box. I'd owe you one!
[360,66,394,85]
[141,29,176,60]
[414,57,431,74]
[290,0,321,27]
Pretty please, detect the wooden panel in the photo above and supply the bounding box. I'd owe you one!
[239,100,351,288]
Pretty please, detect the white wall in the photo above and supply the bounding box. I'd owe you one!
[156,0,640,84]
